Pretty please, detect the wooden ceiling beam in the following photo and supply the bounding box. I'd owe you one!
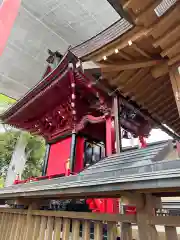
[169,66,180,117]
[161,40,180,57]
[93,27,152,62]
[174,126,180,135]
[120,68,149,92]
[135,0,162,25]
[161,103,177,118]
[153,24,180,48]
[146,84,173,110]
[151,63,169,78]
[117,51,132,60]
[155,107,176,125]
[146,82,169,104]
[148,2,180,38]
[110,69,136,87]
[136,79,168,106]
[99,59,164,72]
[110,71,124,86]
[168,53,180,66]
[152,95,174,113]
[131,43,151,59]
[163,107,179,122]
[123,0,133,10]
[171,117,180,127]
[126,73,152,98]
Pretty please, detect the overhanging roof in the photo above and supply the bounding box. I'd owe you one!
[71,1,180,137]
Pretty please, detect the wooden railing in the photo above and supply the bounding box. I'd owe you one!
[0,208,136,240]
[0,206,180,239]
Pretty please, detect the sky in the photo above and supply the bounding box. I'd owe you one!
[122,128,171,147]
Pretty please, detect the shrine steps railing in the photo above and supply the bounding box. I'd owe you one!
[0,207,180,240]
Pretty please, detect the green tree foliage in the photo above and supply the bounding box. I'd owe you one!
[0,130,45,180]
[22,132,46,179]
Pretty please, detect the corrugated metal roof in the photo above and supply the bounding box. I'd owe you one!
[71,18,133,58]
[154,0,177,17]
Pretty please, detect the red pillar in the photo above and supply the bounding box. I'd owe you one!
[0,0,21,55]
[139,136,147,148]
[106,116,112,156]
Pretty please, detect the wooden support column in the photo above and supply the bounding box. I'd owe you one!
[24,202,41,240]
[133,193,160,240]
[165,226,178,240]
[113,95,122,154]
[169,66,180,117]
[121,223,132,240]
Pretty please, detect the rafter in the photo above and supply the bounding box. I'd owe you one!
[118,51,132,60]
[149,2,180,38]
[135,76,165,104]
[146,85,173,111]
[110,71,124,86]
[144,81,169,106]
[99,59,165,72]
[169,66,180,117]
[163,107,179,122]
[151,63,169,78]
[123,0,133,10]
[152,95,174,113]
[168,53,180,66]
[93,27,152,62]
[135,0,162,24]
[161,40,180,57]
[131,43,151,59]
[121,69,148,92]
[128,72,152,97]
[153,25,180,48]
[171,116,180,126]
[110,69,135,87]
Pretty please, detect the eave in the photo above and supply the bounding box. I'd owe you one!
[71,0,180,137]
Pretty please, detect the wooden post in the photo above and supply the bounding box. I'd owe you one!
[107,222,117,240]
[53,217,62,240]
[82,220,90,240]
[25,205,33,240]
[39,216,47,240]
[165,226,178,240]
[135,193,159,240]
[121,223,132,240]
[62,218,70,240]
[113,95,122,154]
[169,65,180,117]
[94,221,103,240]
[25,202,40,240]
[46,216,54,239]
[72,219,80,240]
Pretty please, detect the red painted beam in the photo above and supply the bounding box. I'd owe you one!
[0,0,21,55]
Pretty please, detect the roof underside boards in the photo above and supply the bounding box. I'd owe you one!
[1,141,180,199]
[72,0,180,137]
[0,0,122,99]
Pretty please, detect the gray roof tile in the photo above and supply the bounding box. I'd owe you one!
[0,140,180,199]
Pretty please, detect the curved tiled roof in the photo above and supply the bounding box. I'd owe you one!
[71,18,133,58]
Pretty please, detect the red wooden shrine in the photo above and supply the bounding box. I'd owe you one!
[2,50,152,213]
